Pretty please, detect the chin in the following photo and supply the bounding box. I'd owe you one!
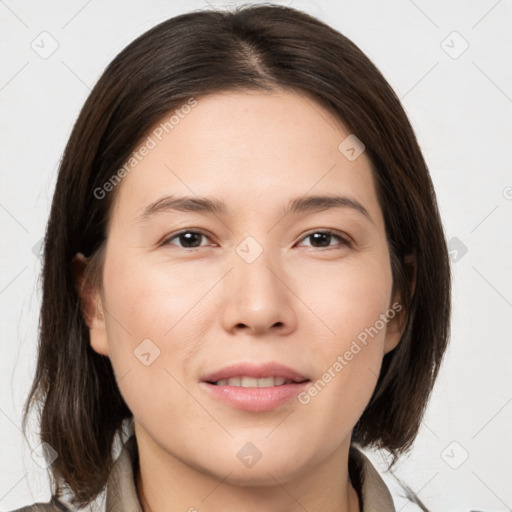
[200,452,311,487]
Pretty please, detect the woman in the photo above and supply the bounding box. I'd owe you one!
[15,4,450,511]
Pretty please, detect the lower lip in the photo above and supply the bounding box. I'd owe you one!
[200,381,310,412]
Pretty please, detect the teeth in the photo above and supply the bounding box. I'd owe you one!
[214,376,290,387]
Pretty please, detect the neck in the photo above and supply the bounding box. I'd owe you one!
[134,432,360,512]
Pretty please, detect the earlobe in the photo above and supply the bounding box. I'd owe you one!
[383,288,406,354]
[383,312,404,354]
[384,253,416,354]
[72,252,110,357]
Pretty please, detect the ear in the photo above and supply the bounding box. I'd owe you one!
[384,253,416,354]
[72,252,110,357]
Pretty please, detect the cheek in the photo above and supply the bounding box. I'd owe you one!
[99,260,193,427]
[293,244,393,346]
[99,248,218,411]
[293,249,393,414]
[103,249,202,341]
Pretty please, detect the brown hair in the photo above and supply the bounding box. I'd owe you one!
[23,3,451,507]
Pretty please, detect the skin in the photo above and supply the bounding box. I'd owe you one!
[75,90,406,512]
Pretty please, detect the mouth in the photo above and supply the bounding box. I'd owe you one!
[200,362,311,412]
[201,361,310,387]
[209,376,308,387]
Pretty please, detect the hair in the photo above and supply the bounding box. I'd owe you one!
[22,2,451,508]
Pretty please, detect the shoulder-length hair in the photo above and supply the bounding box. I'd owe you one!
[23,3,451,507]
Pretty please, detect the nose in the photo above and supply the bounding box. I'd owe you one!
[220,246,298,337]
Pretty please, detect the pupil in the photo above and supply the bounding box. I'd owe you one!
[181,232,201,248]
[311,233,330,247]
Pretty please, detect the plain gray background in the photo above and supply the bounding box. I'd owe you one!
[1,0,511,510]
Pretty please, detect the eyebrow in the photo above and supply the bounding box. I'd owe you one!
[136,194,373,224]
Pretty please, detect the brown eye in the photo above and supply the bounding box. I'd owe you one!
[297,230,351,249]
[163,230,212,249]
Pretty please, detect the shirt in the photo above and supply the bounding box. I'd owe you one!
[11,435,395,512]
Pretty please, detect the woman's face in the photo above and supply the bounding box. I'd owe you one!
[82,90,404,486]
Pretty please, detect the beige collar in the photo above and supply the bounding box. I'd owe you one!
[106,436,395,511]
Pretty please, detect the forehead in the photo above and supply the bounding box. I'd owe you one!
[108,90,383,230]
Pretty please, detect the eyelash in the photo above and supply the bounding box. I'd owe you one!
[161,229,352,251]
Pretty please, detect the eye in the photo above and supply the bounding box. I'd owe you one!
[296,230,352,250]
[162,230,215,249]
[161,229,351,251]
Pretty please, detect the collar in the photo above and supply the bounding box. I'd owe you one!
[105,436,395,511]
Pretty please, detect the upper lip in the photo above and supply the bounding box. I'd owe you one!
[201,362,310,383]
